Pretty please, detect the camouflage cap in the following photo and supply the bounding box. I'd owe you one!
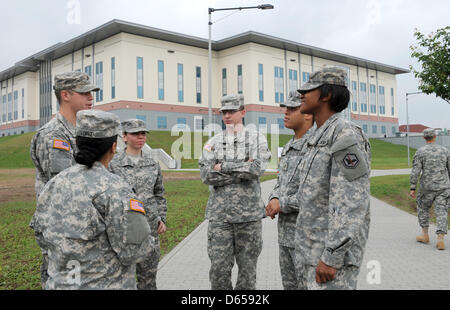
[53,71,100,93]
[121,119,149,133]
[76,110,121,138]
[423,128,436,138]
[298,67,347,93]
[220,95,244,111]
[280,91,301,108]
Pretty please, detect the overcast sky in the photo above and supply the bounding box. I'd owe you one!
[1,0,449,128]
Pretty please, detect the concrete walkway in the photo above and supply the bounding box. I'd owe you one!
[157,169,450,290]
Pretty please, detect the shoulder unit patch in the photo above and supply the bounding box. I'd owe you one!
[342,153,359,169]
[130,199,145,214]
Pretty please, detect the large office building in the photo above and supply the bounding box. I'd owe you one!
[0,19,409,138]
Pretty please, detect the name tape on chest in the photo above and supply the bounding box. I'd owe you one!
[130,199,145,214]
[53,139,70,151]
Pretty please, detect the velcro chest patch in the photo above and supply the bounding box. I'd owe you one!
[130,199,145,214]
[53,139,70,151]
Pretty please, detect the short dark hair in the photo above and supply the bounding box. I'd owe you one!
[75,135,117,168]
[318,84,350,112]
[424,135,435,141]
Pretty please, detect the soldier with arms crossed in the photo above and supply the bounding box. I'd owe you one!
[294,67,371,289]
[265,91,314,289]
[199,95,271,290]
[410,128,450,250]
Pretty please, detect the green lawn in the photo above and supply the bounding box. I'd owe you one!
[369,139,416,169]
[0,132,35,169]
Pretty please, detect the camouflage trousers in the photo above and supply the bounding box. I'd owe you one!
[207,220,263,290]
[136,221,160,290]
[417,189,449,235]
[300,264,360,290]
[34,231,49,289]
[279,245,302,290]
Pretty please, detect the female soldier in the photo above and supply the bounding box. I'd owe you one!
[31,110,154,289]
[109,119,167,290]
[294,67,371,290]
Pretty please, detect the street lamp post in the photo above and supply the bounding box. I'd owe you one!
[405,91,422,167]
[207,4,274,137]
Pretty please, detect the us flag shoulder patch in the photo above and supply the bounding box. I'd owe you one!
[130,199,145,214]
[53,139,70,151]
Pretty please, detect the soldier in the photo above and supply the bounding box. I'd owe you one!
[294,67,371,290]
[31,110,154,289]
[109,119,167,289]
[409,128,450,250]
[29,71,99,288]
[199,95,271,290]
[265,91,314,290]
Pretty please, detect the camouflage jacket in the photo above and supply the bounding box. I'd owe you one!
[30,113,77,199]
[294,114,371,269]
[268,130,311,248]
[31,161,154,289]
[109,149,167,226]
[199,127,271,223]
[410,143,450,192]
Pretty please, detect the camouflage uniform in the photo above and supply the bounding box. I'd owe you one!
[199,95,271,290]
[410,129,450,235]
[29,71,99,287]
[295,68,371,290]
[268,91,312,290]
[109,119,167,290]
[31,110,154,289]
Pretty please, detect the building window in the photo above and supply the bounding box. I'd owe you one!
[137,57,143,99]
[111,57,116,99]
[258,64,263,102]
[288,69,298,93]
[277,118,284,129]
[381,125,386,134]
[196,66,201,104]
[2,95,6,122]
[178,63,184,102]
[136,115,147,122]
[177,117,186,129]
[258,117,267,130]
[391,88,394,116]
[8,93,12,121]
[372,125,377,134]
[378,85,385,115]
[237,64,243,94]
[360,82,367,113]
[362,124,368,134]
[158,60,164,100]
[274,66,284,103]
[302,72,310,83]
[392,126,396,135]
[369,84,376,114]
[95,61,103,102]
[351,81,357,112]
[85,65,92,78]
[157,116,167,129]
[13,91,18,120]
[195,116,204,131]
[21,88,24,119]
[222,68,227,97]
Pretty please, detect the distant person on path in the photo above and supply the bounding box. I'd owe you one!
[29,71,99,288]
[294,67,371,290]
[31,110,154,289]
[199,95,271,290]
[265,91,314,290]
[410,128,450,250]
[109,119,167,289]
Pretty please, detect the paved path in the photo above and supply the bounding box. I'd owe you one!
[157,169,450,290]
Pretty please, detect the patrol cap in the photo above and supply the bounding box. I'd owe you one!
[298,67,347,94]
[220,95,244,112]
[76,110,121,138]
[423,128,436,138]
[280,90,301,108]
[53,71,100,93]
[121,119,149,133]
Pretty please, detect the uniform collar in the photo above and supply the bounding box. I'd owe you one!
[56,112,76,138]
[307,113,340,147]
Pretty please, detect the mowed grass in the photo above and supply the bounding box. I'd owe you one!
[370,174,449,229]
[0,132,35,169]
[369,139,416,169]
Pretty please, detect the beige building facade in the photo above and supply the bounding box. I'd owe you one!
[0,19,408,137]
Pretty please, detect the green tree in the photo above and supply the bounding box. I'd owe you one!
[410,26,450,104]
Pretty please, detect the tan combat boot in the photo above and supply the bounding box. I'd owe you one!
[416,227,430,244]
[437,234,445,250]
